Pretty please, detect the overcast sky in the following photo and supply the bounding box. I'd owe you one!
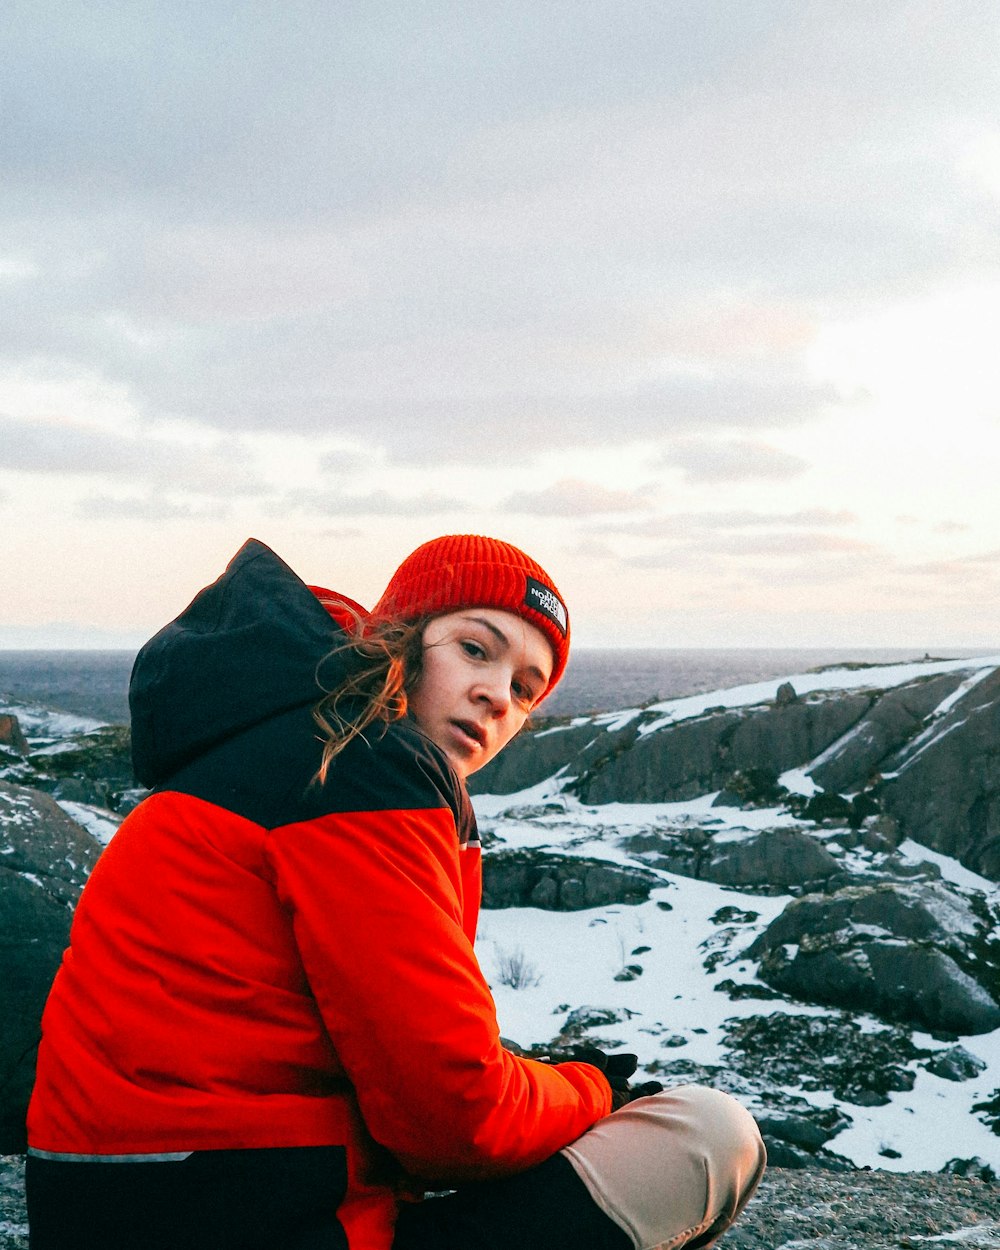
[3,1,999,649]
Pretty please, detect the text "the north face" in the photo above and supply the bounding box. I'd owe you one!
[524,577,568,636]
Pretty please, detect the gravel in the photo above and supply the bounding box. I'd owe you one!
[718,1167,1000,1249]
[4,1155,1000,1249]
[0,1159,26,1250]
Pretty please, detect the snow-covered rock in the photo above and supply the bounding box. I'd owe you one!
[473,654,1000,1172]
[0,781,102,1150]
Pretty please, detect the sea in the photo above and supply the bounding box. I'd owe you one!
[0,646,989,725]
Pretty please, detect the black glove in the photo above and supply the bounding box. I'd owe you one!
[542,1045,663,1110]
[602,1051,664,1109]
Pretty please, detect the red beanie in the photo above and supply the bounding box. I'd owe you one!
[372,534,570,699]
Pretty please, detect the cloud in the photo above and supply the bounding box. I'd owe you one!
[33,306,830,460]
[16,2,965,228]
[0,268,837,459]
[74,494,230,520]
[3,2,1000,655]
[617,527,881,570]
[0,414,266,494]
[592,508,858,540]
[313,525,366,541]
[278,488,469,517]
[500,478,655,516]
[622,530,884,575]
[663,439,809,483]
[959,549,1000,565]
[722,532,878,557]
[906,548,1000,577]
[319,448,379,474]
[565,538,621,562]
[703,508,857,529]
[7,0,960,464]
[0,254,37,282]
[345,376,832,463]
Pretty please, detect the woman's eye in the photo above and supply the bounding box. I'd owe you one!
[512,680,535,707]
[461,640,487,660]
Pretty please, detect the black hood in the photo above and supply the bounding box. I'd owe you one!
[129,540,346,788]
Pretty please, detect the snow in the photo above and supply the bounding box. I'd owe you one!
[892,719,968,775]
[0,701,105,739]
[32,739,86,757]
[478,885,792,1070]
[473,653,1000,1173]
[56,800,120,846]
[635,654,1000,736]
[931,666,999,719]
[922,1224,1000,1245]
[898,840,1000,894]
[779,767,820,797]
[474,826,1000,1172]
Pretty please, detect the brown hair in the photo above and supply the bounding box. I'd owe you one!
[312,611,427,784]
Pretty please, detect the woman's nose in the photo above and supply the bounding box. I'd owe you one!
[476,671,511,714]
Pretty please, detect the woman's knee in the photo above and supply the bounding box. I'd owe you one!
[560,1085,765,1249]
[655,1084,766,1184]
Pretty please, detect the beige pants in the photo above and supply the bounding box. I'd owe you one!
[561,1086,766,1250]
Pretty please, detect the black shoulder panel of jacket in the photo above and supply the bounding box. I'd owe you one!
[161,704,476,842]
[129,540,346,789]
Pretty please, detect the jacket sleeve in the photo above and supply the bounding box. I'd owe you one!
[264,803,611,1181]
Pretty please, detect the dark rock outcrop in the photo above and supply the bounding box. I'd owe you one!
[475,664,1000,890]
[473,692,877,805]
[807,673,964,794]
[469,717,637,796]
[574,695,872,805]
[549,1005,634,1047]
[747,881,1000,1035]
[0,716,28,758]
[923,1044,987,1082]
[722,1010,930,1107]
[702,830,844,890]
[482,849,658,910]
[0,782,101,1151]
[629,826,844,893]
[753,1097,854,1170]
[27,725,136,812]
[880,669,1000,878]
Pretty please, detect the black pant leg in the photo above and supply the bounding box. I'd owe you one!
[27,1147,350,1250]
[392,1154,632,1250]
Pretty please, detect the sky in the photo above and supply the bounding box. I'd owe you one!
[2,1,999,650]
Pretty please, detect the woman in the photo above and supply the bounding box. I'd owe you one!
[27,536,764,1250]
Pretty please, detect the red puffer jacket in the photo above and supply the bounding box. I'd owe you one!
[27,540,610,1250]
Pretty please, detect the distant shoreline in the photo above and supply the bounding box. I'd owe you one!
[1,646,996,724]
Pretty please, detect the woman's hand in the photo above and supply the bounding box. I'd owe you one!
[539,1045,664,1110]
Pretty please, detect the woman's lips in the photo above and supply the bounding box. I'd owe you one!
[451,720,485,750]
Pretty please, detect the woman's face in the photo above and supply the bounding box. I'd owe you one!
[408,608,554,779]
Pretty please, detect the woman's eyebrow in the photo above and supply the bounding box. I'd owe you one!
[462,616,549,685]
[463,615,509,646]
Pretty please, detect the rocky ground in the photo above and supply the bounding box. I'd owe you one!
[719,1166,1000,1249]
[3,1155,1000,1249]
[0,1159,26,1250]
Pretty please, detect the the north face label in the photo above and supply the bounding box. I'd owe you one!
[524,577,568,636]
